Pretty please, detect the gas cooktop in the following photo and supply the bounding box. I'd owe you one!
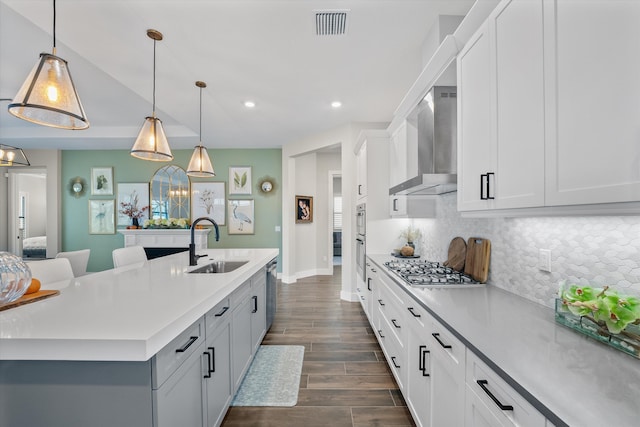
[384,259,483,288]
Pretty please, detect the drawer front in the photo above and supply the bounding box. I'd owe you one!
[466,350,545,427]
[430,318,464,366]
[378,283,406,347]
[205,297,230,332]
[405,300,429,330]
[152,317,205,389]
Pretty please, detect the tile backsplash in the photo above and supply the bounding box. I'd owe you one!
[408,193,640,308]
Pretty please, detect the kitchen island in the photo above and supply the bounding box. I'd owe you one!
[367,254,639,427]
[0,248,278,427]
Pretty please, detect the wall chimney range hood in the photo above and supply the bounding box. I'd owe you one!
[390,86,457,196]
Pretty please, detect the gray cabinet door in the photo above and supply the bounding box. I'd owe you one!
[251,272,267,353]
[153,341,206,427]
[204,321,232,427]
[232,293,253,392]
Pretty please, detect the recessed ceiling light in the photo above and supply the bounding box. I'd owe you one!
[331,101,342,108]
[244,101,256,108]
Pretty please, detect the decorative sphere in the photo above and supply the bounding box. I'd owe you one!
[0,252,32,304]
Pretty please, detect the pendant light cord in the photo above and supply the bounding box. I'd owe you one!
[52,0,57,50]
[199,86,203,141]
[152,39,157,115]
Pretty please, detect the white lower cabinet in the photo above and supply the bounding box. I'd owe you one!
[231,281,254,393]
[250,269,267,354]
[465,350,545,427]
[428,316,466,426]
[371,266,552,427]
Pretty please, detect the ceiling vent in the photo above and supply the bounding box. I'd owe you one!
[315,10,349,36]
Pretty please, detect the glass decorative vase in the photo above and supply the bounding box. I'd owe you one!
[0,252,32,304]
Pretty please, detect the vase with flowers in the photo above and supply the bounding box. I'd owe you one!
[119,191,149,229]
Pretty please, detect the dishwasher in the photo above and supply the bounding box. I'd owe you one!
[266,257,277,330]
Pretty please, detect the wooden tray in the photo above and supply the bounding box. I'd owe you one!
[464,237,491,283]
[0,290,60,312]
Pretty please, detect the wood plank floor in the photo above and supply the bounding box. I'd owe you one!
[221,267,416,427]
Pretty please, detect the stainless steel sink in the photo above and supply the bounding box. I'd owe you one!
[188,260,248,274]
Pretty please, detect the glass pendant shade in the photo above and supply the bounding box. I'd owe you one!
[0,144,31,167]
[8,53,89,130]
[130,116,173,161]
[187,145,215,177]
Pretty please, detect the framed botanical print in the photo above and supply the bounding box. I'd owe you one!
[191,182,226,225]
[229,166,252,195]
[295,195,313,223]
[91,167,114,195]
[228,199,254,234]
[117,183,150,227]
[89,199,115,234]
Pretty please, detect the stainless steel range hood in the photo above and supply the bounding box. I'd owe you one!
[389,86,457,196]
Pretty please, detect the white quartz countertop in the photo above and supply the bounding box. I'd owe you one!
[0,248,278,362]
[368,254,640,427]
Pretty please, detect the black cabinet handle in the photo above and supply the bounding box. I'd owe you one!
[477,380,514,411]
[358,184,363,195]
[419,345,430,377]
[392,198,398,212]
[378,299,385,306]
[377,329,385,338]
[391,356,400,369]
[214,306,229,317]
[367,278,372,291]
[371,268,377,273]
[361,296,365,301]
[480,173,487,200]
[175,336,198,353]
[208,346,216,373]
[203,351,212,378]
[391,319,401,329]
[432,333,452,349]
[251,295,258,313]
[407,307,421,318]
[486,172,495,200]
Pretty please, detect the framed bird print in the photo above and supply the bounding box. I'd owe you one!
[89,199,115,234]
[228,199,254,235]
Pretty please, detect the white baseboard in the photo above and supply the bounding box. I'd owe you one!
[340,290,359,302]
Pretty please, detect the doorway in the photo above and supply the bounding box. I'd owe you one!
[8,168,47,258]
[330,172,342,267]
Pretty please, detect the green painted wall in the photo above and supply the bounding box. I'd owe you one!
[61,149,282,272]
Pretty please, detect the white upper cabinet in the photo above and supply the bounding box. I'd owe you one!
[389,122,409,189]
[458,0,545,212]
[458,0,640,214]
[356,140,368,201]
[355,130,390,221]
[544,0,640,206]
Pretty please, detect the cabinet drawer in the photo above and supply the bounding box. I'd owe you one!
[430,318,464,366]
[152,317,205,389]
[205,297,230,332]
[466,350,545,427]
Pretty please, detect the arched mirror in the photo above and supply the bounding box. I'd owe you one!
[150,165,190,220]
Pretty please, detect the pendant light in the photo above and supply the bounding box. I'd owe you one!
[130,29,173,162]
[0,144,30,167]
[187,81,215,177]
[8,0,89,130]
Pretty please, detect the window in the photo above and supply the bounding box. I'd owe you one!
[333,196,342,229]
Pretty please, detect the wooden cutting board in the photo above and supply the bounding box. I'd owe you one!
[464,237,491,283]
[0,290,60,312]
[443,237,467,272]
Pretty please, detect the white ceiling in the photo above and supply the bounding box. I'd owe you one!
[0,0,474,150]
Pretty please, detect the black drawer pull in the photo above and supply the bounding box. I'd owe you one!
[391,319,401,329]
[377,329,385,338]
[361,296,365,301]
[176,336,198,353]
[214,306,229,317]
[407,307,421,318]
[251,295,258,313]
[419,345,430,377]
[477,380,513,411]
[391,356,400,369]
[378,299,385,306]
[203,351,212,378]
[432,333,452,349]
[367,278,372,291]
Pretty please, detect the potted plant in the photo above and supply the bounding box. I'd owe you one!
[399,225,422,248]
[118,191,149,229]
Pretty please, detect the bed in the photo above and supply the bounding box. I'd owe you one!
[22,235,47,259]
